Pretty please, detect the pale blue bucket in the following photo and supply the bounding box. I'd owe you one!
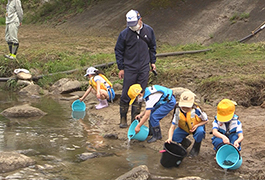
[71,100,86,111]
[127,120,149,141]
[216,144,242,170]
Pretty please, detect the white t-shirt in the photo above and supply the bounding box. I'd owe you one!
[145,92,163,110]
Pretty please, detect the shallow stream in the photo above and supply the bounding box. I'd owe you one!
[0,91,241,179]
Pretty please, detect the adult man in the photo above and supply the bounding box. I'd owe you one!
[127,84,176,143]
[115,9,157,128]
[4,0,23,60]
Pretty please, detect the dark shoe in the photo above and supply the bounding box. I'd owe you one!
[180,137,192,149]
[189,141,201,157]
[148,120,153,136]
[131,102,142,123]
[119,117,128,128]
[119,101,129,128]
[147,125,162,143]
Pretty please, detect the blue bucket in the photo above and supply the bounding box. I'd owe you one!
[127,120,149,141]
[72,110,86,120]
[216,144,242,170]
[72,100,86,111]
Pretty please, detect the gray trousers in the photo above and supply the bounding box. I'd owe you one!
[5,21,20,44]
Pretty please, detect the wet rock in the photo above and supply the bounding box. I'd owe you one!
[77,152,114,162]
[115,165,150,180]
[0,104,47,117]
[17,79,34,86]
[18,84,48,97]
[0,152,35,173]
[16,149,40,156]
[104,133,118,139]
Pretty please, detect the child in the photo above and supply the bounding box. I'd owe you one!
[79,67,115,110]
[127,84,176,143]
[212,99,243,151]
[165,91,208,157]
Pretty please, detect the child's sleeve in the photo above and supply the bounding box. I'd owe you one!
[236,120,243,134]
[195,108,208,121]
[172,108,180,126]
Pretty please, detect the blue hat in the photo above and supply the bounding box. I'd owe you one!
[126,10,141,27]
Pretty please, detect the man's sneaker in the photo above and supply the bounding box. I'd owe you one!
[4,54,16,60]
[4,54,11,59]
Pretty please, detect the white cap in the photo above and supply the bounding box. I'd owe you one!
[126,10,141,27]
[84,67,98,76]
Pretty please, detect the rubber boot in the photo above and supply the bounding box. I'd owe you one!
[131,102,142,123]
[95,99,108,110]
[148,120,153,136]
[10,43,19,59]
[147,125,162,143]
[189,141,201,157]
[180,137,192,149]
[4,42,13,59]
[119,101,129,128]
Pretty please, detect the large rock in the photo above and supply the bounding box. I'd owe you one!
[0,104,47,117]
[18,84,48,97]
[0,152,35,173]
[50,78,82,94]
[115,165,150,180]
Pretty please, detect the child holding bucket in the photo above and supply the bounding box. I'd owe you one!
[127,84,176,143]
[165,91,208,157]
[211,99,243,152]
[79,67,115,110]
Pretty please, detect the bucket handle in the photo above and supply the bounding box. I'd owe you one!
[159,150,166,153]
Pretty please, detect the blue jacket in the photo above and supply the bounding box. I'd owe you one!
[114,24,156,71]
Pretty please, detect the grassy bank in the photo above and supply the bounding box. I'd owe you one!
[0,24,264,107]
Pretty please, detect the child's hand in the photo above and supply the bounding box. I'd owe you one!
[135,114,141,120]
[190,125,198,132]
[96,93,101,99]
[165,138,172,144]
[234,140,239,148]
[222,136,230,144]
[135,125,141,134]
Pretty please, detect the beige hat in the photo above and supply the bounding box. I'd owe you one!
[179,91,195,108]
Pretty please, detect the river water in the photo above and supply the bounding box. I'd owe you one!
[0,90,241,180]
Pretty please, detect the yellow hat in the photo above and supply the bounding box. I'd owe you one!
[217,99,236,122]
[128,84,142,105]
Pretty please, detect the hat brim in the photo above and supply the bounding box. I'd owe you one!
[129,97,136,105]
[217,113,234,122]
[127,21,138,27]
[179,102,193,108]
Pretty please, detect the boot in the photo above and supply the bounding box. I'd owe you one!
[189,141,201,157]
[148,120,153,136]
[131,102,142,123]
[95,99,108,110]
[11,43,19,59]
[4,42,13,59]
[147,125,162,143]
[180,137,192,149]
[119,101,129,128]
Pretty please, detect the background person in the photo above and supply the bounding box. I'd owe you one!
[4,0,23,60]
[211,99,243,151]
[79,67,115,110]
[128,84,176,143]
[166,91,208,157]
[115,9,157,128]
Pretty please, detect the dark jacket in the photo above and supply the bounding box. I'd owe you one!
[115,23,156,72]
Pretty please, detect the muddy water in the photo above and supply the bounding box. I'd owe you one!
[0,91,241,179]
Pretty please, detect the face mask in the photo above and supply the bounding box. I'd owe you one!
[129,23,140,31]
[137,96,144,103]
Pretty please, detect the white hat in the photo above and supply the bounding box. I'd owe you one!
[179,91,196,108]
[84,67,98,76]
[126,10,141,27]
